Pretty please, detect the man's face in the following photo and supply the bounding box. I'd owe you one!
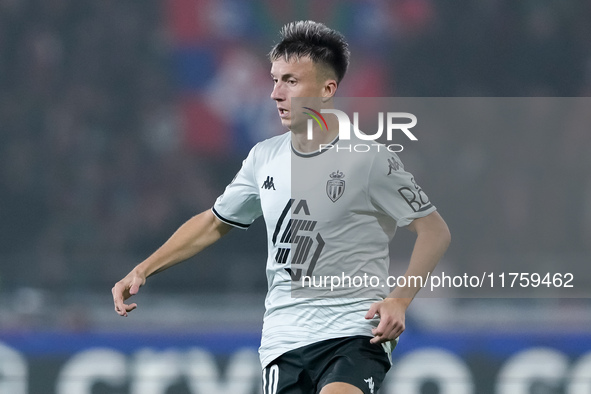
[270,56,327,130]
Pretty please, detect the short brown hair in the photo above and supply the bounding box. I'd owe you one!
[269,20,350,84]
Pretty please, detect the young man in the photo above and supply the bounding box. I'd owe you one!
[112,21,450,394]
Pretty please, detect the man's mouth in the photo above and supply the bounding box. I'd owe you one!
[278,108,289,118]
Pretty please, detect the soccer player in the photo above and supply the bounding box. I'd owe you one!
[112,21,450,394]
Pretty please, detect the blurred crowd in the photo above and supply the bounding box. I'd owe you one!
[0,0,223,291]
[0,0,590,295]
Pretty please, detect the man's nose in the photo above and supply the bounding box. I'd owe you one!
[271,82,284,101]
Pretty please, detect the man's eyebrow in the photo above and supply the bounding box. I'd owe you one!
[271,73,297,80]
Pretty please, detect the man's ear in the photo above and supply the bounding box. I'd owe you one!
[322,79,338,102]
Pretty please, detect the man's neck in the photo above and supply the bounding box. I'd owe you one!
[290,115,339,154]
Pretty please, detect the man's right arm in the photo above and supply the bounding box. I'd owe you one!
[112,209,233,316]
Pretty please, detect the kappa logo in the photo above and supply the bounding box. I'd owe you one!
[261,176,276,190]
[387,156,401,175]
[326,170,345,202]
[364,377,375,394]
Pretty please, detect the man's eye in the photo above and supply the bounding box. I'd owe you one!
[288,80,297,85]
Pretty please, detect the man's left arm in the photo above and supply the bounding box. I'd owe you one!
[365,210,451,344]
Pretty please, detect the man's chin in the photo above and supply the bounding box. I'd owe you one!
[280,118,293,131]
[285,120,308,134]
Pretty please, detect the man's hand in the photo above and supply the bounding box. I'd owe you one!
[110,210,233,318]
[112,271,146,317]
[364,212,450,344]
[365,298,410,344]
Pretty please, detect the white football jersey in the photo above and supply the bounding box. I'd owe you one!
[213,131,436,368]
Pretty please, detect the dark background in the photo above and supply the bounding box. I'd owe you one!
[1,0,589,297]
[0,1,590,392]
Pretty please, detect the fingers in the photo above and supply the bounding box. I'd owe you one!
[370,319,390,344]
[124,302,137,315]
[114,302,137,317]
[112,284,127,317]
[370,319,405,344]
[368,300,405,344]
[365,302,380,319]
[114,299,137,317]
[113,298,137,317]
[112,279,141,317]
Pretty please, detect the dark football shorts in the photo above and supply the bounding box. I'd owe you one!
[262,335,391,394]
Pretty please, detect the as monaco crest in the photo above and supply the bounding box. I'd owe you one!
[326,170,345,202]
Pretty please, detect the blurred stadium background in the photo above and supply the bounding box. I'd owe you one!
[1,0,591,393]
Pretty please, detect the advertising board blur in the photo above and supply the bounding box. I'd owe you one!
[1,330,590,394]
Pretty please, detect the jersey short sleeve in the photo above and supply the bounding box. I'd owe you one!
[212,145,263,229]
[368,151,436,227]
